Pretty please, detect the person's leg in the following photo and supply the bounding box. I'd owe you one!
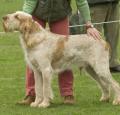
[16,66,35,105]
[49,17,74,104]
[17,17,46,105]
[104,3,120,72]
[26,67,35,96]
[90,3,120,72]
[89,4,108,32]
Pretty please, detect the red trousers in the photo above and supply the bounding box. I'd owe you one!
[26,17,74,97]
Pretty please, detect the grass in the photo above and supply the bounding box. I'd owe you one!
[0,0,120,115]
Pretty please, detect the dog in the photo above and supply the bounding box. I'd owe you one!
[3,11,120,108]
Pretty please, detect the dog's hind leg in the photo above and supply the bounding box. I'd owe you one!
[31,70,43,107]
[86,65,110,102]
[91,63,120,105]
[99,71,120,105]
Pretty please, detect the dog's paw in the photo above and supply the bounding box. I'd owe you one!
[30,102,39,107]
[100,96,109,102]
[38,102,50,108]
[30,99,42,107]
[113,99,120,105]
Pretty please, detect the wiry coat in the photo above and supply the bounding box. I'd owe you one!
[3,11,120,108]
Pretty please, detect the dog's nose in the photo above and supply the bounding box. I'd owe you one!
[2,16,8,20]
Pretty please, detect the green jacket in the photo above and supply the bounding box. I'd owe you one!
[32,0,72,22]
[87,0,119,4]
[23,0,91,22]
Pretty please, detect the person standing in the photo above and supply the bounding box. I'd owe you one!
[70,0,120,72]
[88,0,120,72]
[17,0,101,105]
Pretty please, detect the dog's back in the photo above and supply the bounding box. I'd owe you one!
[49,34,109,72]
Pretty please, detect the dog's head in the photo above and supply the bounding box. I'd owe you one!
[2,11,40,33]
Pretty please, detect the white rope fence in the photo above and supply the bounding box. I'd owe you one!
[69,20,120,28]
[0,20,120,34]
[0,31,18,34]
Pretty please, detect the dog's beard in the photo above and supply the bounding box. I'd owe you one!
[3,22,17,32]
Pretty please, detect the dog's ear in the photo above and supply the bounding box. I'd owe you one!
[19,16,33,32]
[19,15,41,41]
[18,16,40,33]
[14,14,20,20]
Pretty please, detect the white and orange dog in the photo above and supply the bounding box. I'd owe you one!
[3,11,120,108]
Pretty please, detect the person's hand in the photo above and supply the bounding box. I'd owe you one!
[87,27,101,40]
[85,21,102,40]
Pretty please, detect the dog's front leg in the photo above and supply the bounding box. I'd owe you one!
[31,70,43,107]
[38,67,53,108]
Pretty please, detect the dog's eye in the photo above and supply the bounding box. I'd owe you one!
[3,16,8,20]
[15,14,19,19]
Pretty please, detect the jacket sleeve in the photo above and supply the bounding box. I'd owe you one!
[75,0,91,22]
[23,0,38,14]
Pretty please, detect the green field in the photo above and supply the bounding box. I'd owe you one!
[0,0,120,115]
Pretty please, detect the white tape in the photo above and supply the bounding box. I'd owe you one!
[69,20,120,28]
